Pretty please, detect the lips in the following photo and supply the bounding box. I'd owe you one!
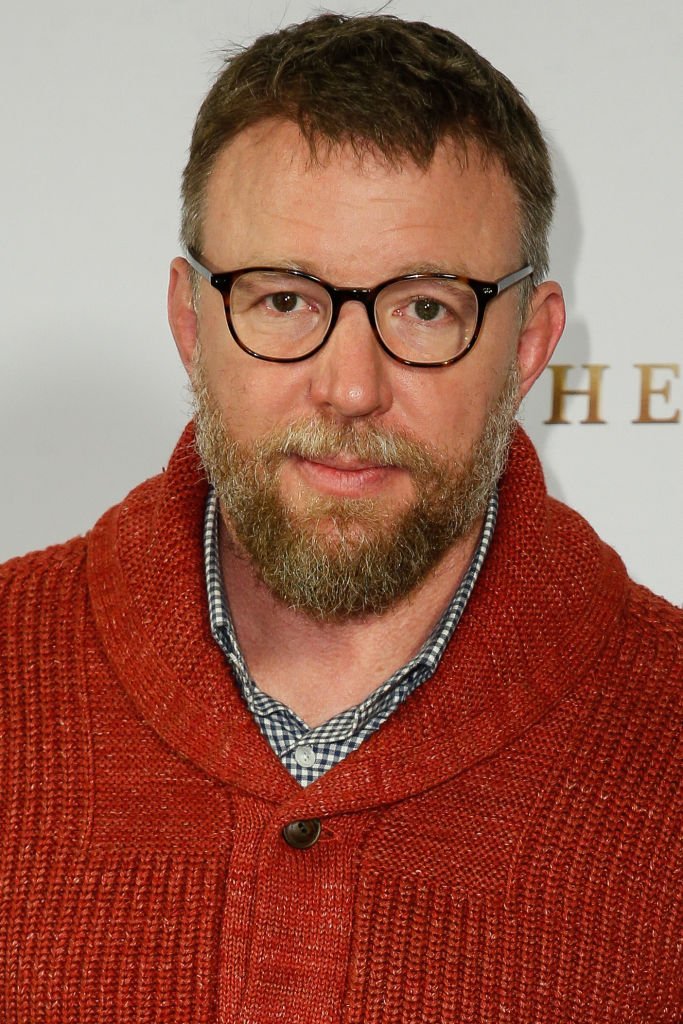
[291,453,402,498]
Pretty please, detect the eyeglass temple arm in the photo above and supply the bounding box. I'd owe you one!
[184,251,214,283]
[495,264,534,295]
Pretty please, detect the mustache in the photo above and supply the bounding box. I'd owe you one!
[254,418,445,475]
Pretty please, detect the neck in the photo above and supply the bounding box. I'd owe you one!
[217,514,482,727]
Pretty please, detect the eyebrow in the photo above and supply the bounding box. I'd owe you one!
[263,258,476,281]
[392,261,475,278]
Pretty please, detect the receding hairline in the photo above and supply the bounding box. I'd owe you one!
[209,113,505,172]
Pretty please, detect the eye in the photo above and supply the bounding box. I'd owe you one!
[405,296,449,322]
[395,294,457,327]
[385,280,476,331]
[264,291,312,314]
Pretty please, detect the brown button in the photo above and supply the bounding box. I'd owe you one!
[282,819,322,850]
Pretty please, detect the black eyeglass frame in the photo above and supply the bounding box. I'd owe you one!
[185,251,534,368]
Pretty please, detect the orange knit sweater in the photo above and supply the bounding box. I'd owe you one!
[0,425,680,1023]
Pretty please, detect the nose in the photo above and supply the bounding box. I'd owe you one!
[307,301,393,420]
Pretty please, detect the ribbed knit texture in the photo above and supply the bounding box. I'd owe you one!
[0,423,680,1023]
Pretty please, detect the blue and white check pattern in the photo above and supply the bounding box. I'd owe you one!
[204,486,497,786]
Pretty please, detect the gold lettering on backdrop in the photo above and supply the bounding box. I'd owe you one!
[632,364,680,424]
[544,364,609,424]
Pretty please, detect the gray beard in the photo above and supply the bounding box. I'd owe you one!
[192,356,519,621]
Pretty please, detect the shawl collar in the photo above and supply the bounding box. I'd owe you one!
[88,424,629,814]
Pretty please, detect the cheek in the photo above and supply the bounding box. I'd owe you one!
[421,325,520,456]
[202,350,312,444]
[396,372,496,462]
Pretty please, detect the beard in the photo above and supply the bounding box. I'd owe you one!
[192,355,519,621]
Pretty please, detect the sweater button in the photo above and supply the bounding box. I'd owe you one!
[282,819,322,850]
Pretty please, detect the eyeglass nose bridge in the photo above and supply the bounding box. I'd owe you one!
[323,284,382,344]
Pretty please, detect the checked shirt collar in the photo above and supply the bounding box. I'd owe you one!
[204,486,497,786]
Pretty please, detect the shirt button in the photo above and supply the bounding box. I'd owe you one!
[282,819,322,850]
[294,744,316,768]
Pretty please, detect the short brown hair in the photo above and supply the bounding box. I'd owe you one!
[181,14,555,302]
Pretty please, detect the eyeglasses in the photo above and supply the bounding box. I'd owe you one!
[186,251,533,368]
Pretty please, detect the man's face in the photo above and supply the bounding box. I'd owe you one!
[183,121,531,618]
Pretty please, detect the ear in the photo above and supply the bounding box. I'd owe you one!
[516,281,566,400]
[168,256,199,374]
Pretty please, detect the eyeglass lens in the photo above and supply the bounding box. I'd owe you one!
[227,271,479,363]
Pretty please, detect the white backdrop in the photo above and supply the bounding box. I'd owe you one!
[1,0,680,603]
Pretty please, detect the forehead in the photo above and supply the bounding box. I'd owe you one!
[202,119,521,281]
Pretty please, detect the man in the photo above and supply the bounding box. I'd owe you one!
[0,13,680,1023]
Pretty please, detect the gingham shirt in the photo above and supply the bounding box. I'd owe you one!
[204,487,497,786]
